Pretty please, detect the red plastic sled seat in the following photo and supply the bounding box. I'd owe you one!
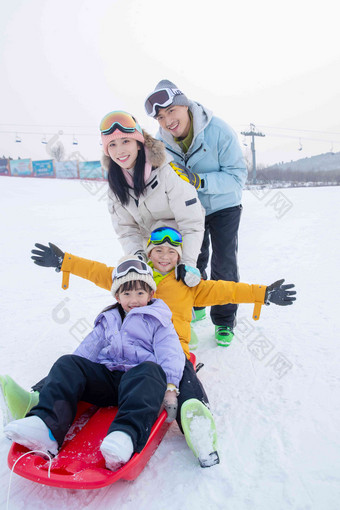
[7,353,197,490]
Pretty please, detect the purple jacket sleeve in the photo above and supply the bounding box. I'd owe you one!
[73,319,106,362]
[152,321,185,387]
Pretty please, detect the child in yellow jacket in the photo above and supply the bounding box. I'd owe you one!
[1,227,295,468]
[31,227,296,357]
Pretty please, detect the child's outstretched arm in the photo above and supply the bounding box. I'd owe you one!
[193,278,296,320]
[31,242,113,291]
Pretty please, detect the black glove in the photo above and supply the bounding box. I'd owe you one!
[265,279,296,306]
[31,243,65,272]
[169,162,202,190]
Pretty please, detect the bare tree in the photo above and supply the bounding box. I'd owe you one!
[49,142,65,162]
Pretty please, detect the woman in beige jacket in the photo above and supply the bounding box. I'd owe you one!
[100,111,205,287]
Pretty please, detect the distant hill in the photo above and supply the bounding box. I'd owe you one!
[266,152,340,172]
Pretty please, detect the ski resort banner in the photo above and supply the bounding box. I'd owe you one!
[55,160,79,179]
[9,159,32,176]
[32,159,54,177]
[0,158,10,175]
[2,158,107,181]
[78,161,103,180]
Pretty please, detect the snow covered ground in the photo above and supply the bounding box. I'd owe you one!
[1,177,339,510]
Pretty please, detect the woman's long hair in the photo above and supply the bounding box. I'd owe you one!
[107,142,146,205]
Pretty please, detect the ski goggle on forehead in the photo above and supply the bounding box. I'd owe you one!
[147,227,183,247]
[144,88,183,117]
[112,259,153,281]
[100,111,143,136]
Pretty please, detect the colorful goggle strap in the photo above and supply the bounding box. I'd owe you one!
[147,227,183,247]
[100,111,143,135]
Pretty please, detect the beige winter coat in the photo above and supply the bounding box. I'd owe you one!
[102,132,205,267]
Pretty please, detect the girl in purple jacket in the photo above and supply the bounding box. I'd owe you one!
[4,257,185,471]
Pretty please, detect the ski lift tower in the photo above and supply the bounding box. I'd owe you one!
[241,124,265,184]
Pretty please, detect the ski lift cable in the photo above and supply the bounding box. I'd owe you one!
[269,134,340,143]
[0,122,97,129]
[257,125,340,136]
[3,127,339,146]
[0,130,97,136]
[236,124,340,137]
[2,121,340,137]
[239,130,340,144]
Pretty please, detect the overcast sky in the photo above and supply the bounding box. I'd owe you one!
[1,0,339,166]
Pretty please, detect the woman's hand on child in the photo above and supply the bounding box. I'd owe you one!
[31,243,65,272]
[163,389,178,423]
[175,264,201,287]
[134,250,148,263]
[265,279,296,306]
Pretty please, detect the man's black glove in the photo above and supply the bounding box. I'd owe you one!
[31,243,65,272]
[265,279,296,306]
[169,162,202,190]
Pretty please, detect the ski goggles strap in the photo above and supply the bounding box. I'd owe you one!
[100,111,143,136]
[144,88,184,117]
[112,259,153,280]
[147,227,183,247]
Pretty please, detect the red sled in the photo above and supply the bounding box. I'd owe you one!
[7,353,196,490]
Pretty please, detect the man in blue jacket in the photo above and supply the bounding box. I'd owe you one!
[144,80,248,346]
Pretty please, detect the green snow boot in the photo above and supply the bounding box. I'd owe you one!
[0,375,39,427]
[215,326,234,347]
[181,398,219,468]
[189,326,199,350]
[192,308,206,323]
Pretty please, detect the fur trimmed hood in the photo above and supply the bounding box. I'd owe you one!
[101,130,166,171]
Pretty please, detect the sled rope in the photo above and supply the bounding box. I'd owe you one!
[6,450,53,510]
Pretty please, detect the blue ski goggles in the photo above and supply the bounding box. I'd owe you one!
[147,227,183,248]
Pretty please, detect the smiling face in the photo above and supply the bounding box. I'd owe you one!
[115,282,154,313]
[148,244,180,273]
[107,137,140,170]
[156,105,191,139]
